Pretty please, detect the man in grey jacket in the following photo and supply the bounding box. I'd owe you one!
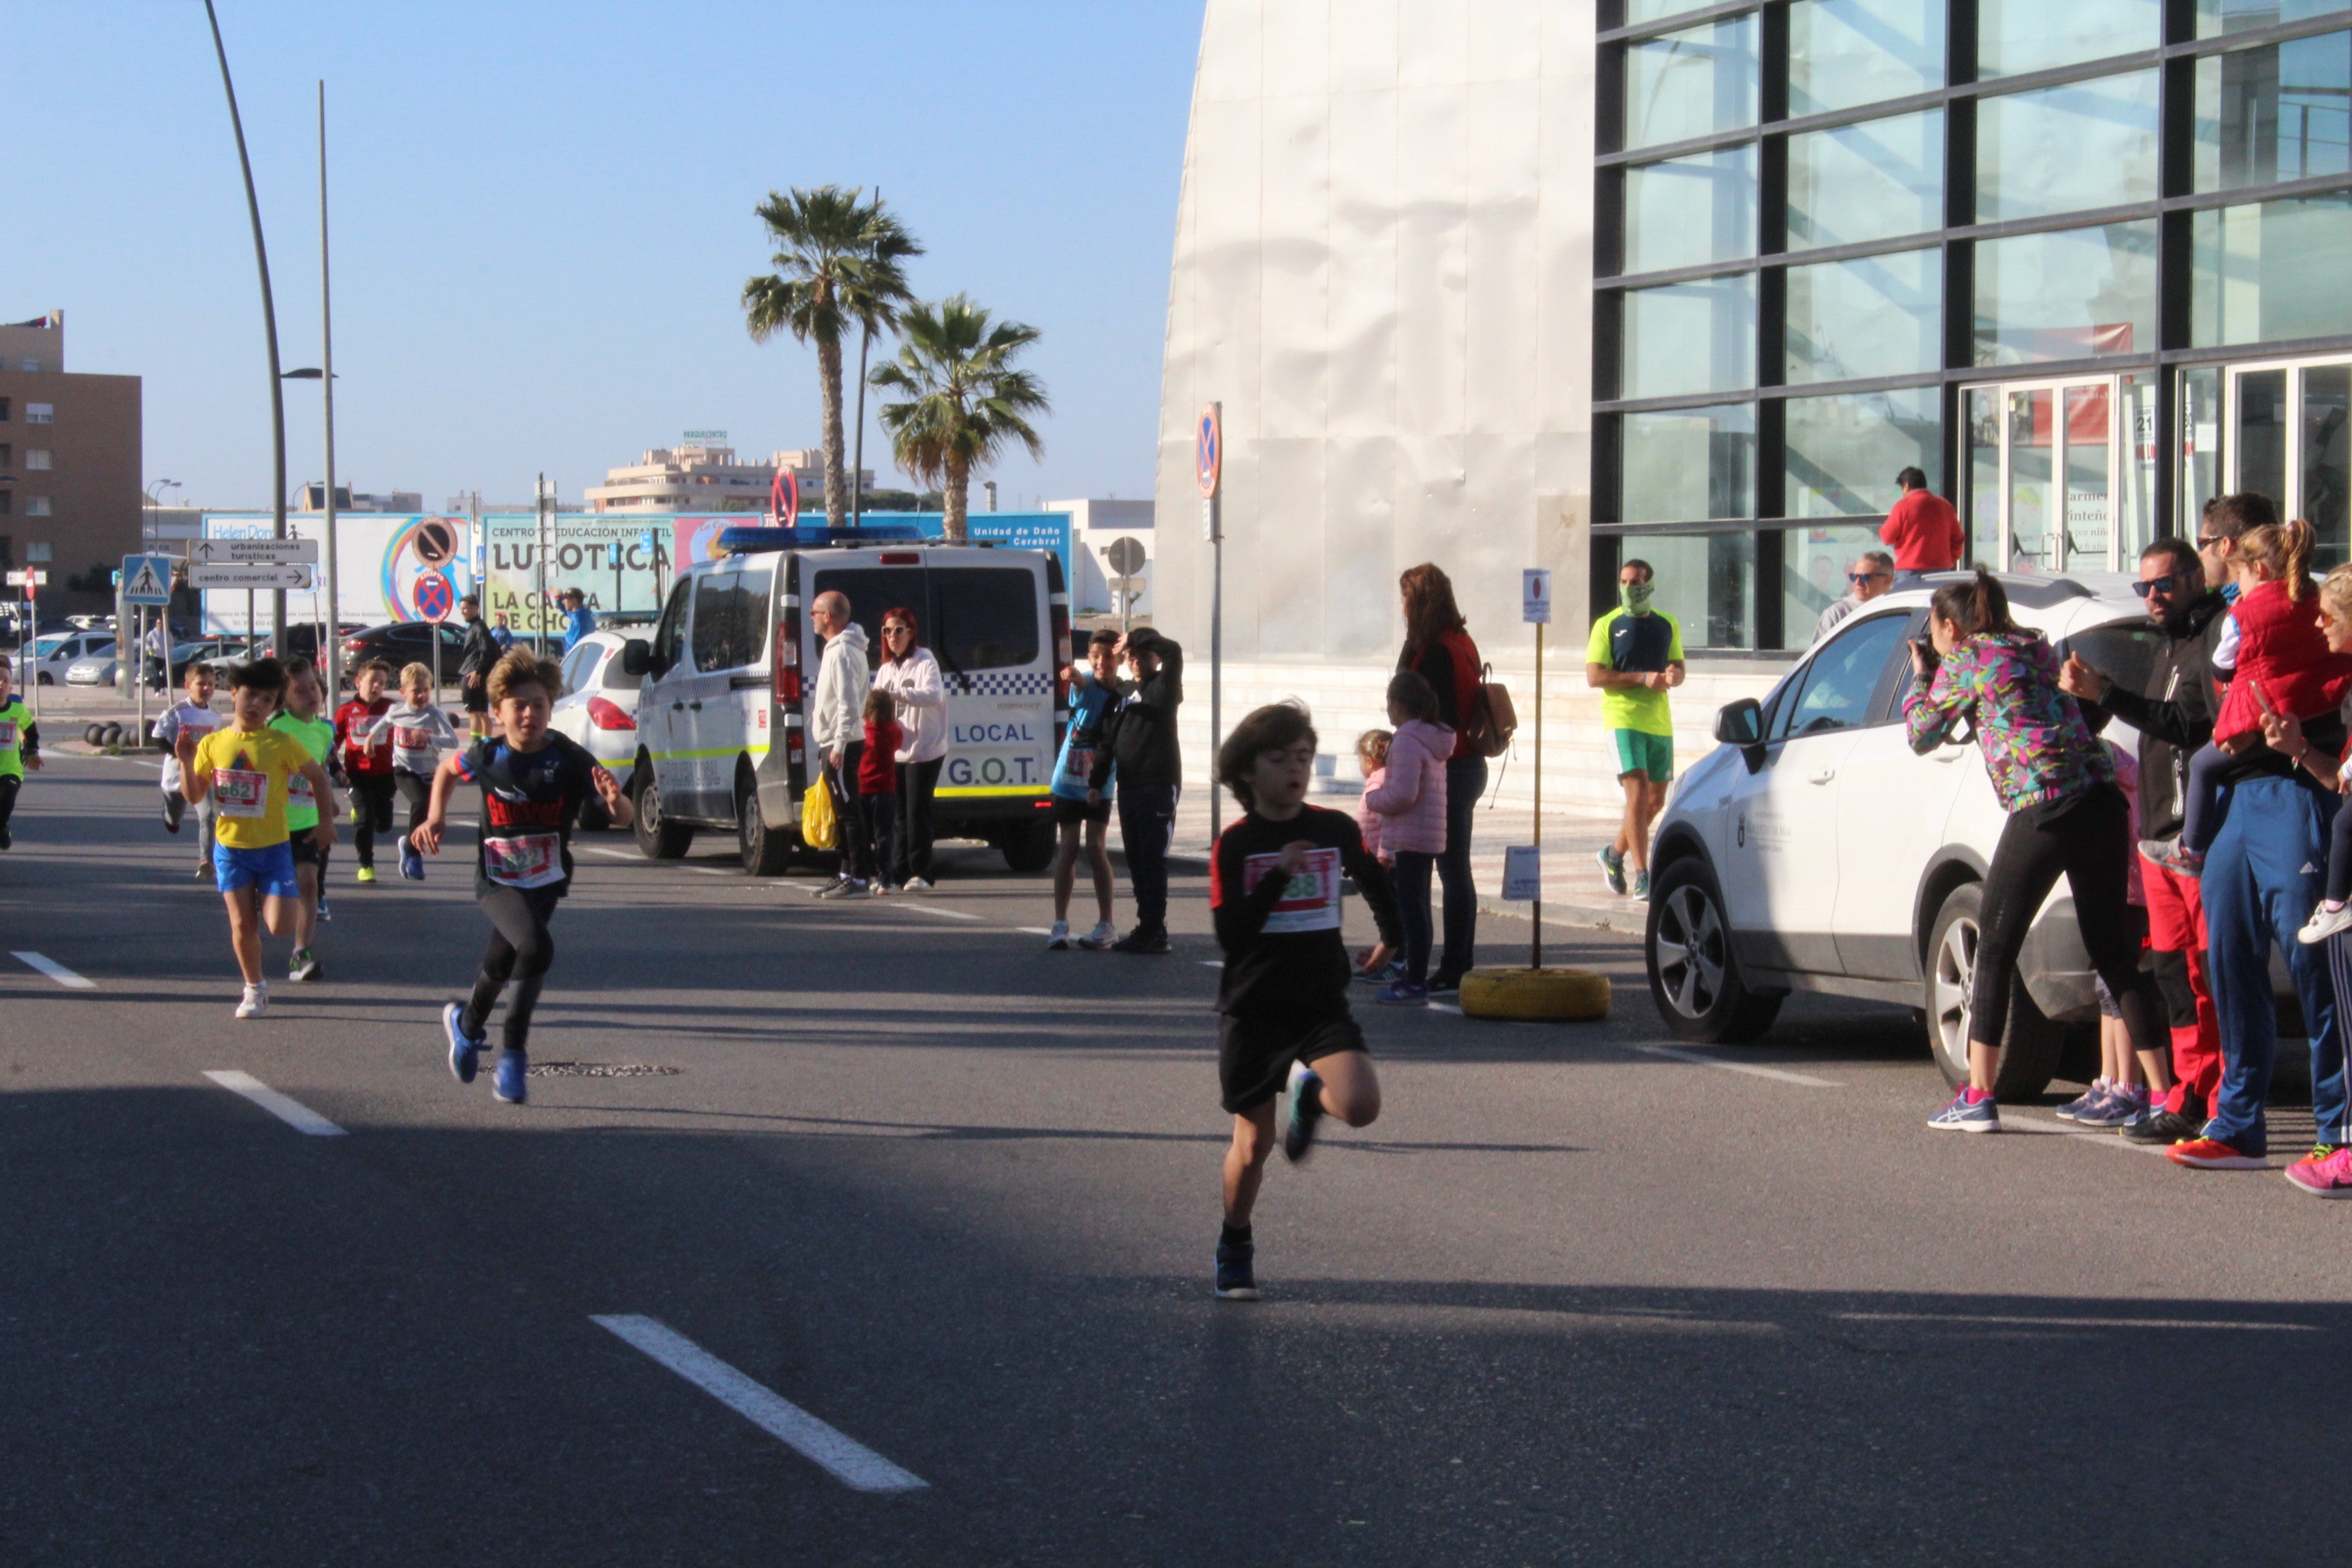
[809,590,873,897]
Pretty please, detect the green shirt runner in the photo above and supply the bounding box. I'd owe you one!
[1586,606,1684,738]
[270,710,336,830]
[0,698,33,779]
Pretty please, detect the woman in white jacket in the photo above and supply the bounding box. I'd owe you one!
[872,606,949,890]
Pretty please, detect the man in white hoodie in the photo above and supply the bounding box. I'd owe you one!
[809,590,874,897]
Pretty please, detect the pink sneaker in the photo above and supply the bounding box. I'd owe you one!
[2284,1146,2352,1198]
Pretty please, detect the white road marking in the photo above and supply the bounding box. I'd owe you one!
[1429,1000,1461,1013]
[12,951,95,989]
[892,903,981,921]
[688,866,732,877]
[2001,1109,2168,1154]
[1199,960,1224,968]
[1835,1310,2317,1333]
[589,1314,926,1493]
[583,847,638,860]
[1633,1043,1841,1088]
[201,1070,346,1137]
[1017,926,1056,936]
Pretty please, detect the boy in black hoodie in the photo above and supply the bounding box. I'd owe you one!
[1207,702,1398,1300]
[1090,627,1183,952]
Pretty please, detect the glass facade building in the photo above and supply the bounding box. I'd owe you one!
[1595,0,2352,649]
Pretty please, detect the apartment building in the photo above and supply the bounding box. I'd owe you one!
[584,442,875,514]
[0,311,142,582]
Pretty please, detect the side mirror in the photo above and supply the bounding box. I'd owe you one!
[1715,698,1769,772]
[619,638,651,677]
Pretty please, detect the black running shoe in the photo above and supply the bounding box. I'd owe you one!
[2121,1107,2203,1147]
[163,794,184,833]
[1111,925,1171,955]
[1214,1239,1260,1301]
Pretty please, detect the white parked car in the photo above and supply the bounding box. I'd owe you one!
[1642,572,2171,1098]
[550,629,644,823]
[10,630,116,686]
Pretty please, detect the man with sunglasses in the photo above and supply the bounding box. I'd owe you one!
[1812,550,1895,643]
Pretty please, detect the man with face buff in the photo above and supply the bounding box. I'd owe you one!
[1588,559,1685,900]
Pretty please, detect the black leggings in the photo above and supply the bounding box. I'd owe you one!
[348,775,397,868]
[2178,742,2234,855]
[463,885,560,1054]
[394,770,433,840]
[1972,783,2165,1057]
[894,757,942,883]
[0,774,17,830]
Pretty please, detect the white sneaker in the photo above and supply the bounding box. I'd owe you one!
[234,983,268,1020]
[2300,902,2352,946]
[1077,921,1118,950]
[903,877,934,892]
[1045,921,1071,950]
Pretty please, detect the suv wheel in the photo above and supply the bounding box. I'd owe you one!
[632,763,693,860]
[1646,858,1782,1043]
[738,775,791,877]
[1923,882,2064,1098]
[998,817,1056,874]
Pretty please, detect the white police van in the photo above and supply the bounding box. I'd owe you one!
[620,525,1067,875]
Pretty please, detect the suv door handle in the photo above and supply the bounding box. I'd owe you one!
[671,701,685,710]
[687,701,702,710]
[1808,768,1836,784]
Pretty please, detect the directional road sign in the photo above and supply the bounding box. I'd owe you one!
[6,570,48,587]
[190,536,317,566]
[188,563,313,591]
[121,554,175,606]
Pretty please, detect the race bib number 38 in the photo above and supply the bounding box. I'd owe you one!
[1241,847,1342,934]
[214,768,270,818]
[483,832,564,889]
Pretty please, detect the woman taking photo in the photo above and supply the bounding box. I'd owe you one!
[1906,569,2167,1132]
[870,606,947,891]
[1395,564,1485,993]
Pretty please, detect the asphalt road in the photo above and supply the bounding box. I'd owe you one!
[5,752,2349,1567]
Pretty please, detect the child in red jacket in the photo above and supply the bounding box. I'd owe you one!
[333,659,398,883]
[860,689,903,893]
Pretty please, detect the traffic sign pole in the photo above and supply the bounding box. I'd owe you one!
[1197,402,1222,850]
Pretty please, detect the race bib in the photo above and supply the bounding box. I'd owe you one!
[214,768,270,818]
[394,725,432,751]
[1241,847,1342,934]
[1065,746,1094,779]
[288,772,314,809]
[0,720,16,749]
[483,832,564,889]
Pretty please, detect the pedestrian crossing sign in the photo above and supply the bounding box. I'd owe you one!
[121,553,174,606]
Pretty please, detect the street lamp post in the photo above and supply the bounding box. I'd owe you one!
[317,80,339,697]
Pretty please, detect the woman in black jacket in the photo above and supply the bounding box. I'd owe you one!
[1395,564,1484,992]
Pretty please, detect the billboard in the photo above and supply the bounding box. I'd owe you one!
[200,514,473,637]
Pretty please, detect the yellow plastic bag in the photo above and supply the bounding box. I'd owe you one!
[801,775,837,851]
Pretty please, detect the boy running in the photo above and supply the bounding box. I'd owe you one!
[414,650,631,1104]
[334,659,397,883]
[270,659,336,981]
[0,663,40,849]
[157,661,226,877]
[1207,702,1397,1301]
[184,659,338,1018]
[1046,630,1120,949]
[365,662,462,881]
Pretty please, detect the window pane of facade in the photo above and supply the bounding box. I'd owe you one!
[1626,14,1759,150]
[1784,387,1942,520]
[1788,0,1946,116]
[1626,0,1720,20]
[2193,31,2352,193]
[1786,523,1895,642]
[2178,365,2226,519]
[1972,220,2158,365]
[1626,145,1757,274]
[1977,73,2161,223]
[1785,248,1943,383]
[2198,0,2351,38]
[1622,404,1757,523]
[1622,531,1757,649]
[1786,109,1943,250]
[1621,275,1759,397]
[2190,193,2352,345]
[1979,0,2159,76]
[2306,362,2351,566]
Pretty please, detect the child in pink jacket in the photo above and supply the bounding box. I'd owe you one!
[1362,671,1453,1004]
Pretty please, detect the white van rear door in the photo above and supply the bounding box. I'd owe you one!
[932,557,1054,804]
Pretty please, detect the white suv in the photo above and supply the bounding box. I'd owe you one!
[1641,572,2168,1098]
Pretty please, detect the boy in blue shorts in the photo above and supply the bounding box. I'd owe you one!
[184,659,338,1018]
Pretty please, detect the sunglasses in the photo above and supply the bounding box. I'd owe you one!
[2132,573,2185,598]
[1848,572,1890,585]
[2196,535,2228,549]
[883,624,913,635]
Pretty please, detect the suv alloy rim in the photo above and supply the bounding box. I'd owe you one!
[1654,883,1725,1017]
[1932,915,1977,1068]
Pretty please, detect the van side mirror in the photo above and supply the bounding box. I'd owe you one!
[619,638,651,677]
[1715,698,1769,771]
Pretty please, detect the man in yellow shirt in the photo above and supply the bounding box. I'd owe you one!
[183,659,338,1019]
[1586,558,1685,902]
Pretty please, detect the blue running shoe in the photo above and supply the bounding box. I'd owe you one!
[443,1002,482,1084]
[1282,1059,1325,1162]
[1597,845,1627,896]
[493,1048,527,1104]
[1375,981,1429,1006]
[400,842,425,881]
[1214,1238,1260,1301]
[1929,1090,2001,1133]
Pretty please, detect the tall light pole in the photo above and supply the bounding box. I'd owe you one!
[203,0,288,649]
[316,78,339,695]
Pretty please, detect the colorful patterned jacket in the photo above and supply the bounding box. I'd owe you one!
[1904,630,2112,811]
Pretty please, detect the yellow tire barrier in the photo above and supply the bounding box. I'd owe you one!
[1457,966,1612,1022]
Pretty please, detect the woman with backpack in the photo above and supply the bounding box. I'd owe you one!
[1395,564,1488,994]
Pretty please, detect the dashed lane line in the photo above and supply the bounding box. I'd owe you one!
[590,1314,926,1493]
[12,951,95,989]
[1633,1043,1842,1088]
[2000,1108,2174,1156]
[891,903,983,921]
[201,1071,347,1137]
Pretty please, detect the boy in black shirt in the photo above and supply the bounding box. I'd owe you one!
[1208,702,1399,1300]
[413,651,632,1103]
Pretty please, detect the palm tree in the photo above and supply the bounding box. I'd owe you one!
[741,186,920,528]
[870,295,1049,543]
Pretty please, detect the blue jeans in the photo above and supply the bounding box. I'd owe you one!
[1431,753,1487,983]
[1117,783,1179,931]
[1391,851,1436,985]
[2201,774,2349,1144]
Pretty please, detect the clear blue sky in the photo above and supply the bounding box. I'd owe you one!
[10,1,1203,512]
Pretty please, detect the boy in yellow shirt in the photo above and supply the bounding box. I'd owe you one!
[183,659,338,1018]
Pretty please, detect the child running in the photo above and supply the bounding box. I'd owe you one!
[270,659,337,982]
[1045,630,1120,950]
[367,663,463,881]
[184,659,338,1018]
[860,689,902,893]
[0,662,40,849]
[157,660,226,878]
[334,659,397,883]
[414,650,631,1104]
[1208,702,1397,1301]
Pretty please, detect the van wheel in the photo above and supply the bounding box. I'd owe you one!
[1646,858,1781,1043]
[999,817,1056,874]
[1924,882,2064,1098]
[738,776,791,877]
[632,768,693,860]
